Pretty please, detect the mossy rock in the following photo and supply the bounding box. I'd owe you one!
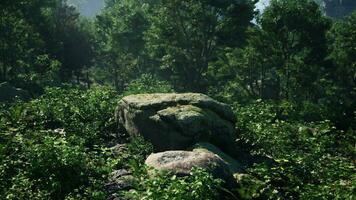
[193,142,244,173]
[116,93,237,154]
[145,149,235,185]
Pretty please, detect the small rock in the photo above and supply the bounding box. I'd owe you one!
[145,149,235,185]
[110,144,127,156]
[193,143,245,173]
[106,169,134,199]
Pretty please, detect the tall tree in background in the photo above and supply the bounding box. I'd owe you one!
[219,0,331,101]
[323,11,356,128]
[49,1,94,82]
[145,0,256,92]
[0,0,94,90]
[327,11,356,91]
[0,0,61,90]
[260,0,331,100]
[95,0,149,91]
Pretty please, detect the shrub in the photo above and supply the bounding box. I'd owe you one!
[125,167,223,200]
[234,100,355,199]
[0,86,120,199]
[123,74,174,95]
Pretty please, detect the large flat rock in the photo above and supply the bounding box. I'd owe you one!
[120,93,235,122]
[116,93,237,153]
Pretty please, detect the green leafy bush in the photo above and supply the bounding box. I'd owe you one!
[113,136,154,170]
[126,167,223,200]
[1,86,120,145]
[123,74,174,95]
[108,136,228,200]
[234,100,355,199]
[0,86,121,199]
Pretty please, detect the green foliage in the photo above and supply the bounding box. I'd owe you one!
[233,100,355,199]
[144,0,255,92]
[126,167,223,200]
[1,134,108,200]
[94,0,149,91]
[322,11,356,129]
[125,136,154,164]
[111,136,154,172]
[1,0,355,199]
[2,86,120,144]
[213,0,332,102]
[0,2,54,89]
[0,87,120,199]
[123,74,174,95]
[0,0,95,91]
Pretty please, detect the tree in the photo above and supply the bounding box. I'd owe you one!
[322,11,356,128]
[0,0,60,90]
[95,0,149,91]
[327,11,356,91]
[0,0,93,90]
[224,0,330,102]
[208,27,283,102]
[145,0,256,92]
[48,1,94,82]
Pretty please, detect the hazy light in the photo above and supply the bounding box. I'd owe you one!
[68,0,105,18]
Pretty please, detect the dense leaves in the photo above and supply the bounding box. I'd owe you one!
[1,0,355,199]
[143,0,255,92]
[234,101,355,199]
[126,167,223,200]
[0,87,120,199]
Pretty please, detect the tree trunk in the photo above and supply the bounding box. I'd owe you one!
[113,68,119,91]
[76,72,80,84]
[1,65,7,82]
[286,63,290,100]
[260,64,264,99]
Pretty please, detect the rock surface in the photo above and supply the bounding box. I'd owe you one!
[145,149,233,183]
[116,93,237,153]
[193,143,244,173]
[106,169,134,200]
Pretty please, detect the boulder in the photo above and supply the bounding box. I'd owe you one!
[105,169,134,200]
[0,82,30,102]
[116,93,237,153]
[145,149,234,184]
[193,143,244,173]
[110,144,128,157]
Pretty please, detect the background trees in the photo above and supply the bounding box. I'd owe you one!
[1,0,354,126]
[0,0,53,87]
[207,0,332,103]
[94,0,149,91]
[3,0,353,101]
[0,0,94,93]
[144,0,255,92]
[93,0,256,92]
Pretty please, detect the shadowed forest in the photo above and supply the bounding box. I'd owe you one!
[0,0,355,199]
